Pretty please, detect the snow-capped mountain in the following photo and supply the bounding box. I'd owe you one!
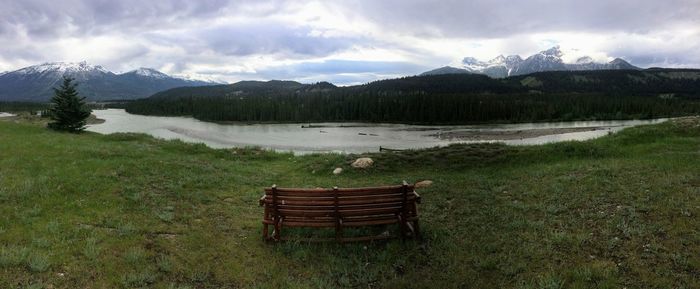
[0,62,220,102]
[14,61,111,76]
[127,67,170,79]
[457,54,524,78]
[424,46,639,78]
[175,74,227,84]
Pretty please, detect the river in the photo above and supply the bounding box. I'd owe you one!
[86,109,667,154]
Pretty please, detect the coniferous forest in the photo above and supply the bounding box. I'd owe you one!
[122,69,700,124]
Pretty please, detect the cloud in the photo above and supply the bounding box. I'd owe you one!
[191,59,428,85]
[0,0,699,83]
[148,23,358,57]
[327,0,700,38]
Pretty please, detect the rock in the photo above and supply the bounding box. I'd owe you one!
[415,180,433,188]
[351,157,374,169]
[333,167,343,175]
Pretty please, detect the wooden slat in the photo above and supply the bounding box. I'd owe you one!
[264,214,417,224]
[277,202,404,212]
[277,209,335,217]
[282,221,336,227]
[277,204,335,210]
[265,186,414,197]
[343,218,398,227]
[339,206,402,217]
[278,234,395,242]
[265,185,408,193]
[278,207,403,218]
[262,194,417,206]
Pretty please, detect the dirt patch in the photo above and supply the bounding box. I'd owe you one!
[87,114,105,124]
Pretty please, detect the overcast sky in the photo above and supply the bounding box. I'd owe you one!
[0,0,698,84]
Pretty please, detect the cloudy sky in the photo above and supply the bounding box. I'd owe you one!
[0,0,699,84]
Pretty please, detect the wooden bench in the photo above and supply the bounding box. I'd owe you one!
[259,181,421,242]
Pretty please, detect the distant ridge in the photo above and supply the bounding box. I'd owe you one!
[422,46,640,78]
[0,61,221,102]
[420,66,472,76]
[147,68,700,101]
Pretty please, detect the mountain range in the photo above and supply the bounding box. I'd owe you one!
[421,46,639,78]
[0,62,219,102]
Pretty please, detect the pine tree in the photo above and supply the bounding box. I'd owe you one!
[48,77,91,132]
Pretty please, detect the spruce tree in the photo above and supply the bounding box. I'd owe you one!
[48,77,91,132]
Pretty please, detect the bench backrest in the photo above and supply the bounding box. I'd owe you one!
[262,184,417,219]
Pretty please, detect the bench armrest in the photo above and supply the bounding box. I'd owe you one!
[412,191,421,204]
[259,195,266,206]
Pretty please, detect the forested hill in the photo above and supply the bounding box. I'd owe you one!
[124,69,700,124]
[148,80,336,99]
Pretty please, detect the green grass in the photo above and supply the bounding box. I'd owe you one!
[1,116,699,288]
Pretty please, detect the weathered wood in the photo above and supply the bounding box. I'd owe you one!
[261,193,418,206]
[271,185,281,241]
[264,185,415,197]
[259,182,422,242]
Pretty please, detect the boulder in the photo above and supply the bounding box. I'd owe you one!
[351,157,374,169]
[415,180,433,188]
[333,167,343,175]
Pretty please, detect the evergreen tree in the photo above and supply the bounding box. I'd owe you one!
[48,77,91,132]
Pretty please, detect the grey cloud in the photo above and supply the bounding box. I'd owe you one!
[0,0,282,39]
[332,0,700,38]
[198,59,428,85]
[0,0,699,82]
[609,45,700,68]
[149,23,359,57]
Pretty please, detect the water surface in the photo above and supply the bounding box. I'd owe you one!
[87,109,667,154]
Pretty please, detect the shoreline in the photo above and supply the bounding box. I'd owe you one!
[430,126,613,141]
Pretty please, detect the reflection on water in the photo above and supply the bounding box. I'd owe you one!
[0,112,16,117]
[87,109,667,154]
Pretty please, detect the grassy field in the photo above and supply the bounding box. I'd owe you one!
[0,115,699,289]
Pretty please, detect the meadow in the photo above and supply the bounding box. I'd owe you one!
[0,115,699,288]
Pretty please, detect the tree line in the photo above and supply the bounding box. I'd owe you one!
[122,70,700,124]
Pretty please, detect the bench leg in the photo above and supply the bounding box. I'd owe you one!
[397,215,406,241]
[335,219,344,243]
[413,220,421,240]
[274,218,282,241]
[262,223,269,241]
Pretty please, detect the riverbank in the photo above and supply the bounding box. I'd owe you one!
[430,126,612,141]
[0,111,104,125]
[1,116,699,288]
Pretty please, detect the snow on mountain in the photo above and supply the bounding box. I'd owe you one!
[447,46,639,78]
[127,67,170,79]
[0,61,219,102]
[14,61,111,75]
[175,74,227,84]
[460,54,523,78]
